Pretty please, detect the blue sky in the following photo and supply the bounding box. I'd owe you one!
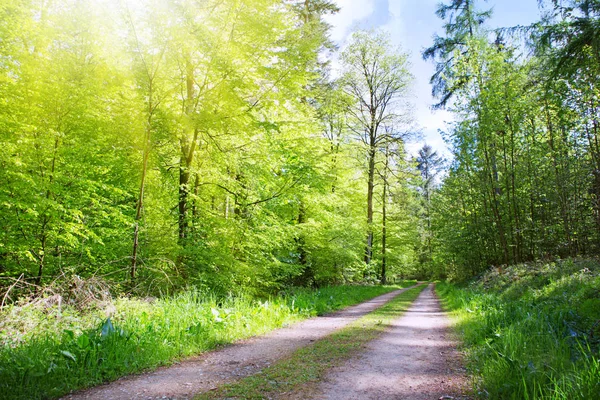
[324,0,543,158]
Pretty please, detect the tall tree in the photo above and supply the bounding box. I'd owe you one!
[425,0,600,279]
[340,30,413,268]
[124,1,170,282]
[536,0,600,242]
[416,144,445,264]
[422,0,491,108]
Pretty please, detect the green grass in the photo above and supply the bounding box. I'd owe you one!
[0,282,415,400]
[438,259,600,399]
[197,284,427,400]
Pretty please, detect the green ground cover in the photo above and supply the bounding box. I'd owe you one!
[0,282,415,400]
[438,259,600,399]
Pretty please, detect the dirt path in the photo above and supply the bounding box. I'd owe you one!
[63,286,418,400]
[310,284,469,400]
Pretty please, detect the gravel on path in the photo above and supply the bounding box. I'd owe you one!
[63,285,418,400]
[312,283,469,400]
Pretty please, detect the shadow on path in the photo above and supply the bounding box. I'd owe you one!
[311,284,470,400]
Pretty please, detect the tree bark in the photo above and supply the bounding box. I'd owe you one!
[36,133,59,286]
[381,145,389,284]
[365,146,375,265]
[178,58,198,243]
[545,100,573,256]
[178,157,190,241]
[296,201,312,285]
[131,81,152,281]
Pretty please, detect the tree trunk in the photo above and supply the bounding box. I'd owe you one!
[36,134,59,286]
[381,145,389,284]
[296,201,312,285]
[131,82,152,280]
[587,100,600,243]
[35,230,47,287]
[131,222,140,280]
[178,159,190,241]
[545,101,573,255]
[482,140,510,266]
[365,146,375,265]
[178,58,198,244]
[298,201,307,266]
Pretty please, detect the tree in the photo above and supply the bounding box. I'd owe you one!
[424,0,600,279]
[416,144,445,264]
[417,144,445,203]
[536,0,600,242]
[124,1,170,282]
[0,0,139,285]
[0,0,432,296]
[340,30,413,268]
[422,0,491,108]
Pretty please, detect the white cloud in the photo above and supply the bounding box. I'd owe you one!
[406,128,452,158]
[324,0,375,44]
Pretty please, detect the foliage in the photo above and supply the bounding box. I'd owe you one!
[425,0,600,279]
[339,30,415,275]
[438,259,600,399]
[0,0,420,297]
[422,0,492,108]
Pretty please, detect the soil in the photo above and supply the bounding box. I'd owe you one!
[62,286,416,400]
[309,284,470,400]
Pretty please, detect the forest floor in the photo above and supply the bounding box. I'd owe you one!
[63,284,469,400]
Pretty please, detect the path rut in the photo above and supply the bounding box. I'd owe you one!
[63,285,418,400]
[310,284,469,400]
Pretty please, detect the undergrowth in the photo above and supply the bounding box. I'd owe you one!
[438,258,600,399]
[0,282,415,400]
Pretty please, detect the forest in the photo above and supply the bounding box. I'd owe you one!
[0,0,599,399]
[0,0,423,296]
[2,0,599,296]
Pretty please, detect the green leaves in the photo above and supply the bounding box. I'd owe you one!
[76,334,90,350]
[59,350,76,363]
[0,0,424,296]
[425,1,600,278]
[100,319,115,338]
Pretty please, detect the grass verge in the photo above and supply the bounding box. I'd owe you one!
[197,284,427,400]
[437,259,600,399]
[0,282,416,400]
